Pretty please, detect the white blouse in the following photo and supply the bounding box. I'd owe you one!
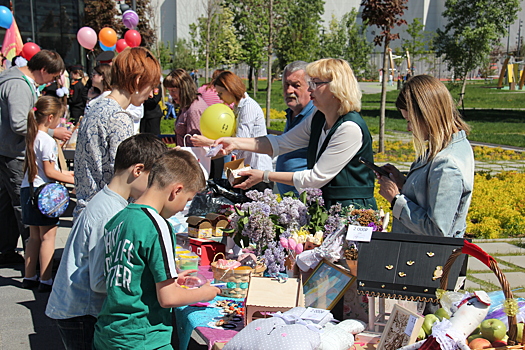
[267,110,363,191]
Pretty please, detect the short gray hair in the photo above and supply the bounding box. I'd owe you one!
[283,61,309,77]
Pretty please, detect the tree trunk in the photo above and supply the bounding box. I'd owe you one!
[248,66,254,92]
[458,75,468,112]
[205,16,211,83]
[379,40,389,153]
[253,68,260,98]
[265,0,273,128]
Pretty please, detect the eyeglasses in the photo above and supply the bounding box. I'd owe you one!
[308,80,331,90]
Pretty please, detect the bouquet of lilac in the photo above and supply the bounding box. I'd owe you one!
[227,189,309,256]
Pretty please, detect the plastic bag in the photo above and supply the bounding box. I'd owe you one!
[187,179,248,217]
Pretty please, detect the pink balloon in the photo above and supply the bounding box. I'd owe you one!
[124,30,141,48]
[122,10,139,29]
[77,27,97,50]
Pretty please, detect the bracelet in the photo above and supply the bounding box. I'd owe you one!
[263,170,271,183]
[390,194,401,210]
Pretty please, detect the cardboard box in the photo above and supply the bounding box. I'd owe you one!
[244,276,305,326]
[224,158,250,186]
[190,238,226,265]
[187,216,213,239]
[205,213,229,237]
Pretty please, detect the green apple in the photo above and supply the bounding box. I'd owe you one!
[417,327,426,340]
[434,308,451,321]
[467,334,483,343]
[517,323,524,343]
[480,318,507,342]
[422,314,439,335]
[470,326,481,336]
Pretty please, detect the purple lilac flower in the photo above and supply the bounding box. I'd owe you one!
[300,188,325,207]
[275,196,308,228]
[263,240,285,275]
[324,203,343,238]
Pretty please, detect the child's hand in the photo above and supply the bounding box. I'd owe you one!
[175,269,198,286]
[198,282,221,301]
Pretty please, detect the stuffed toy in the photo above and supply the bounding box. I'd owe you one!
[399,291,491,350]
[224,307,367,350]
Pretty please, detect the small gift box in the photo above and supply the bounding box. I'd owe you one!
[224,158,251,186]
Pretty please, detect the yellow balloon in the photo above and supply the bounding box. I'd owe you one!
[200,103,236,139]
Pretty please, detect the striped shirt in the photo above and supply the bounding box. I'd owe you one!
[234,93,273,171]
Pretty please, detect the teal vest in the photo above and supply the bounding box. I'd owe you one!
[307,111,377,209]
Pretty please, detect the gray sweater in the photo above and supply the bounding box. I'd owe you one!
[0,67,38,159]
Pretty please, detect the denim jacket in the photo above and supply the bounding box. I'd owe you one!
[391,130,474,237]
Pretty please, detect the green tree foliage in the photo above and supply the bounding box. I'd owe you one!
[401,18,434,70]
[127,0,156,48]
[274,0,324,69]
[223,0,271,93]
[191,5,241,74]
[154,41,173,71]
[434,0,520,105]
[361,0,407,153]
[172,39,197,71]
[318,10,372,76]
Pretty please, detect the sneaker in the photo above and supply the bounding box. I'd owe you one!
[22,279,40,289]
[38,283,52,293]
[0,251,25,265]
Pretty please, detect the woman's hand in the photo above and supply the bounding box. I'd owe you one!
[213,137,238,156]
[190,135,214,147]
[233,169,264,190]
[377,175,400,204]
[381,164,405,191]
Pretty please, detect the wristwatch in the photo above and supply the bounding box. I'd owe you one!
[390,194,401,210]
[263,170,271,183]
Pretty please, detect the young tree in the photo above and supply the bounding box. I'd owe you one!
[224,0,268,95]
[172,39,197,71]
[401,18,434,73]
[274,0,324,69]
[435,0,520,105]
[191,5,241,77]
[318,10,372,77]
[83,0,121,35]
[361,0,407,153]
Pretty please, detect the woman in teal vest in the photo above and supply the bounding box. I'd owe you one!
[212,58,376,209]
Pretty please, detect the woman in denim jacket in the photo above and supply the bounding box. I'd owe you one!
[377,75,474,237]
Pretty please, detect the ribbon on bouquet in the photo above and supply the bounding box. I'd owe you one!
[295,225,346,272]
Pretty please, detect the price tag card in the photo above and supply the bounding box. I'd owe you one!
[346,225,373,242]
[404,315,418,336]
[300,307,331,323]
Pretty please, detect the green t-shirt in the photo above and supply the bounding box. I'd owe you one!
[94,204,178,350]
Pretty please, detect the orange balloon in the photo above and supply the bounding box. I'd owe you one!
[98,27,117,48]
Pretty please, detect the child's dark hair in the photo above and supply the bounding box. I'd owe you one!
[147,149,206,193]
[24,96,66,183]
[114,134,168,173]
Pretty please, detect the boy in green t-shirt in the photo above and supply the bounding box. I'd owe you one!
[93,149,220,350]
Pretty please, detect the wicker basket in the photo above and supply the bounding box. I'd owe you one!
[440,240,523,346]
[211,253,266,298]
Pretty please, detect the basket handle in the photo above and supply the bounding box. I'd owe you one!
[440,240,518,345]
[212,252,226,264]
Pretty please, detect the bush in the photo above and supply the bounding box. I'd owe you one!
[467,172,525,238]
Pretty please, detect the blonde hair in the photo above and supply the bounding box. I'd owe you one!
[396,75,470,161]
[306,58,361,115]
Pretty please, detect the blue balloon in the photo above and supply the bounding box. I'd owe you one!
[0,6,13,29]
[99,41,116,51]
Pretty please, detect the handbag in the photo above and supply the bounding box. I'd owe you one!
[29,138,70,218]
[30,182,70,218]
